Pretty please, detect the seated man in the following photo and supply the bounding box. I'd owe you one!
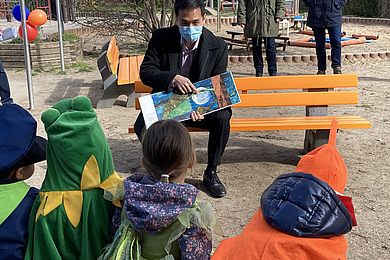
[134,0,230,198]
[212,120,356,259]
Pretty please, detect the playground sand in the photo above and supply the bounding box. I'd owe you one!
[6,22,390,259]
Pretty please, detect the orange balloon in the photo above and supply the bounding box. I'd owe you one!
[27,9,47,26]
[18,22,39,42]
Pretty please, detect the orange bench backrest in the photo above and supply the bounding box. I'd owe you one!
[133,74,358,109]
[106,36,119,75]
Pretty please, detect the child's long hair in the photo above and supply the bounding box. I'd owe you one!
[142,120,195,182]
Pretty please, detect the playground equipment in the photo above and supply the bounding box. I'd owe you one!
[289,36,367,48]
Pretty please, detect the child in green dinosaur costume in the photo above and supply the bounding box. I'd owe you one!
[25,96,123,260]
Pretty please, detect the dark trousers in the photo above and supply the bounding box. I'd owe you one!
[134,107,232,167]
[0,61,12,104]
[252,37,277,76]
[312,26,342,70]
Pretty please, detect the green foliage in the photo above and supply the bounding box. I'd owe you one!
[8,34,42,44]
[300,0,385,18]
[68,60,94,73]
[48,66,66,75]
[343,0,378,18]
[7,33,79,45]
[31,67,44,76]
[62,33,80,42]
[9,38,23,44]
[50,33,80,43]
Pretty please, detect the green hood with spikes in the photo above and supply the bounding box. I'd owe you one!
[25,96,123,260]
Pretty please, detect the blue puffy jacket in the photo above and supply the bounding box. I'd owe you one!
[303,0,347,28]
[261,172,352,237]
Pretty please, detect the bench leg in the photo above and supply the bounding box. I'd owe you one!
[303,94,329,153]
[97,83,135,109]
[304,129,330,153]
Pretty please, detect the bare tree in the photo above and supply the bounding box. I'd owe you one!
[74,0,175,43]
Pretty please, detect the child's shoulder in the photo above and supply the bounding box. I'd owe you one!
[26,186,39,199]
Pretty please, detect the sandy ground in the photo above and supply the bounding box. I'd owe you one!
[4,22,390,259]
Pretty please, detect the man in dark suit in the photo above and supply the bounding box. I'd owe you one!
[303,0,346,74]
[134,0,230,198]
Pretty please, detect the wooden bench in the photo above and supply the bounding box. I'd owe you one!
[220,0,236,12]
[224,30,289,51]
[96,36,144,108]
[128,74,371,153]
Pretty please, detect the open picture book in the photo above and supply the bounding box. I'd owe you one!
[139,71,241,128]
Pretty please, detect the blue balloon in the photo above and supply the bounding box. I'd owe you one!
[12,5,30,22]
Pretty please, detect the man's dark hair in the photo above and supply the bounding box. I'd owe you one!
[174,0,206,17]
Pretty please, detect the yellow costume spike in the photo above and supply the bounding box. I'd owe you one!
[81,155,101,190]
[35,155,124,228]
[63,191,83,228]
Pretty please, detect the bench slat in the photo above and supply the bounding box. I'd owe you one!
[235,91,358,107]
[107,46,119,75]
[134,74,358,93]
[128,116,371,133]
[235,74,358,91]
[130,56,143,83]
[133,91,358,110]
[118,57,130,85]
[118,56,144,85]
[229,116,371,131]
[112,46,119,75]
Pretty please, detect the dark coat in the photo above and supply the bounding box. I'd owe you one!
[140,25,228,93]
[237,0,285,38]
[303,0,347,28]
[261,172,352,238]
[0,187,38,260]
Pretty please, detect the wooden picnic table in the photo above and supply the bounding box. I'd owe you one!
[293,18,308,30]
[224,29,289,51]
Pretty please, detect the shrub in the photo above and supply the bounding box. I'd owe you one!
[343,0,378,18]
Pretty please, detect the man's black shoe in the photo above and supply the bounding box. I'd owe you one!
[203,170,226,198]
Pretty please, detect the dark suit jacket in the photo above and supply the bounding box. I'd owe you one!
[140,25,228,92]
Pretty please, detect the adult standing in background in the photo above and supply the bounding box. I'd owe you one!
[237,0,285,77]
[303,0,347,74]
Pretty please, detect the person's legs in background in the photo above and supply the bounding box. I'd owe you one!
[265,37,277,76]
[312,27,327,74]
[252,37,264,77]
[134,113,146,141]
[328,26,342,74]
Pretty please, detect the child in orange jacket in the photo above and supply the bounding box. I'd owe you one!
[213,120,356,260]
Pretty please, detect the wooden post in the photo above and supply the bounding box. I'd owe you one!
[62,0,69,22]
[303,88,330,153]
[209,0,214,9]
[294,0,300,15]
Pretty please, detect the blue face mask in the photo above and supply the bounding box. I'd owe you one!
[179,26,203,43]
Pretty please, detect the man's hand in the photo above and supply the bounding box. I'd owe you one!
[190,111,204,122]
[172,75,198,94]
